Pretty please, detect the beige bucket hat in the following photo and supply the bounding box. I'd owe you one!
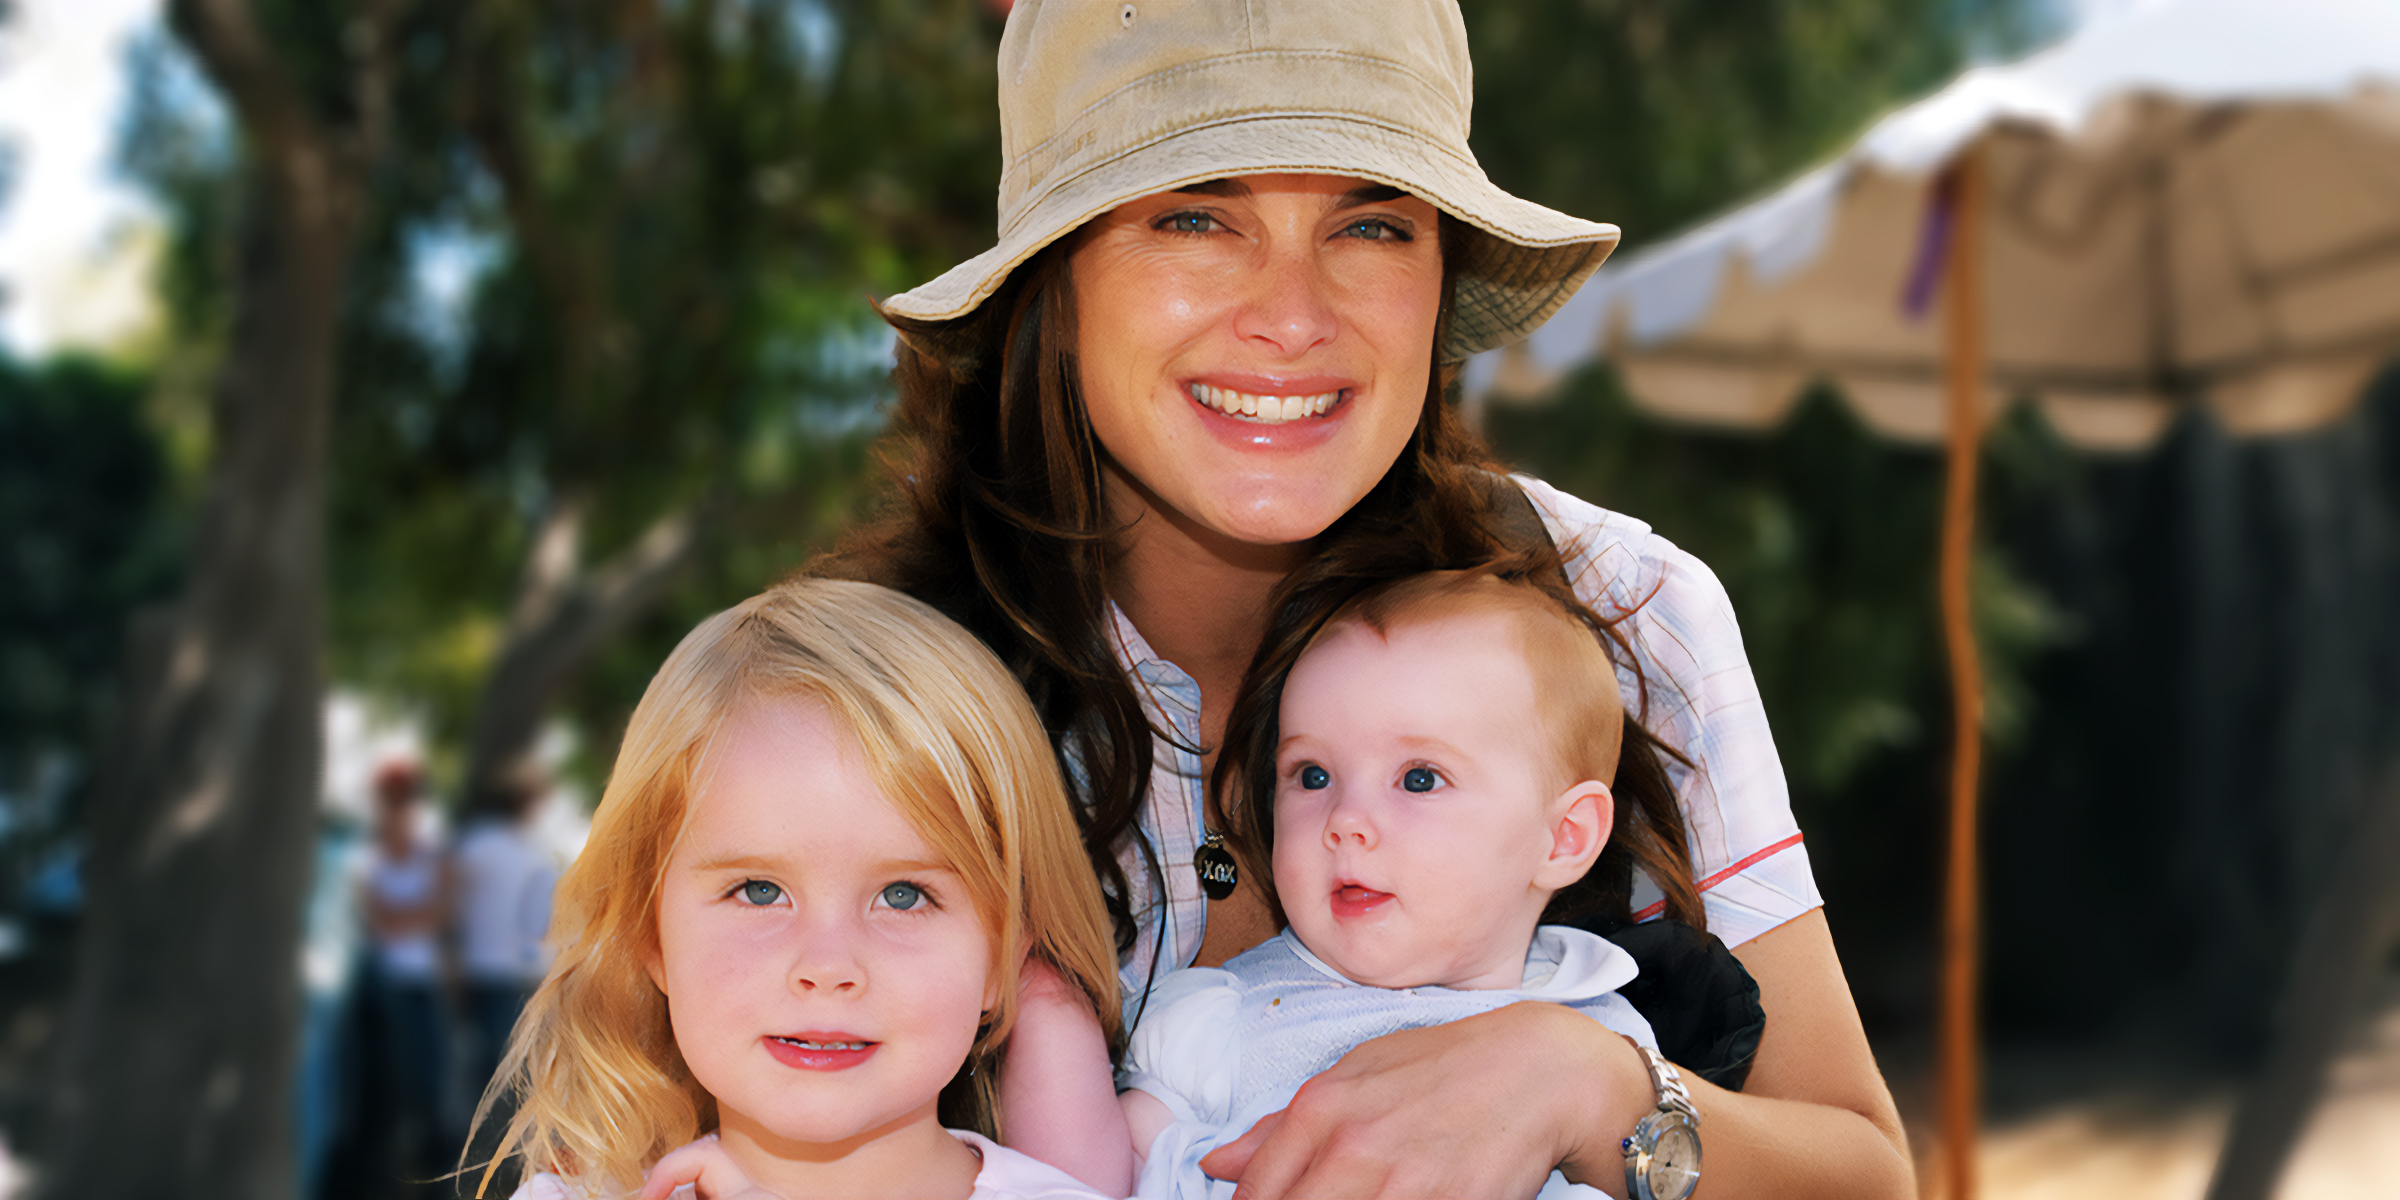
[881,0,1621,364]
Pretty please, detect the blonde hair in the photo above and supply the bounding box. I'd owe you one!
[468,578,1122,1195]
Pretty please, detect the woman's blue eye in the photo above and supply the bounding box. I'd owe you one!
[1299,765,1330,790]
[739,880,782,906]
[1402,767,1438,793]
[879,882,925,911]
[1343,218,1408,241]
[1163,211,1217,234]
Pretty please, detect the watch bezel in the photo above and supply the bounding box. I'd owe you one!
[1623,1107,1703,1200]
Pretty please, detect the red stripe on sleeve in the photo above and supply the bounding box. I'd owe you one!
[1629,832,1806,922]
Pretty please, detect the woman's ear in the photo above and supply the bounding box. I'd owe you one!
[1533,780,1612,891]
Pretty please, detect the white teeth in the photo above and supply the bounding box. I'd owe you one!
[781,1039,869,1050]
[1189,384,1341,424]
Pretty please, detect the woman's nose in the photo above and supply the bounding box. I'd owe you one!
[1234,238,1339,357]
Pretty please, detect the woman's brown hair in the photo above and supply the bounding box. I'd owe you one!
[819,214,1703,989]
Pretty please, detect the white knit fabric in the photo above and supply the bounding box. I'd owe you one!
[1121,927,1653,1200]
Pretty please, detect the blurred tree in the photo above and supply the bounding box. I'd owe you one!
[0,357,183,906]
[324,0,1006,811]
[43,0,409,1195]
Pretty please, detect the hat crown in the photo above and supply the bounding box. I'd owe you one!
[996,0,1476,236]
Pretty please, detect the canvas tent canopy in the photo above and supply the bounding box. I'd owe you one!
[1468,0,2400,452]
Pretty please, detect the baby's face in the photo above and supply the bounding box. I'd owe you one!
[1272,612,1593,990]
[649,696,996,1157]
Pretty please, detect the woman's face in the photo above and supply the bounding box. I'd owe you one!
[1070,173,1445,548]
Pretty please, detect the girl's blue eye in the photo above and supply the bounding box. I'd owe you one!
[739,880,782,906]
[879,882,925,911]
[1402,767,1438,793]
[1299,765,1330,790]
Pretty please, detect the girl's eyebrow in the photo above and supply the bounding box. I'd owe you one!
[690,853,784,872]
[686,853,959,875]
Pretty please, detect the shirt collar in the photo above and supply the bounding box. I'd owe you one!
[1275,925,1639,1002]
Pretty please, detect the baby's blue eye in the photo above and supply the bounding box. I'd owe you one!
[739,880,782,906]
[1402,767,1438,793]
[879,882,925,911]
[1299,765,1330,790]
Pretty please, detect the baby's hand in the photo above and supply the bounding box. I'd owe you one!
[641,1133,782,1200]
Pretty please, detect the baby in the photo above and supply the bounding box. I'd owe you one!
[1092,567,1671,1199]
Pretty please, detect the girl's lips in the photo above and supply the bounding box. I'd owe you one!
[1330,883,1394,920]
[762,1034,879,1072]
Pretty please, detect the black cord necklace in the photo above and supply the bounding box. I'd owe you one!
[1194,831,1239,901]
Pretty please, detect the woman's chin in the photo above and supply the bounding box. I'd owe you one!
[1194,487,1371,549]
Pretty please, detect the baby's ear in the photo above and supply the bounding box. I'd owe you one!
[1533,780,1612,890]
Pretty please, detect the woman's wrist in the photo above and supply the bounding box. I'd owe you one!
[1539,1008,1664,1188]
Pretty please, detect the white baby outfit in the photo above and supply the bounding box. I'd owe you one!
[1120,926,1656,1200]
[511,1129,1108,1200]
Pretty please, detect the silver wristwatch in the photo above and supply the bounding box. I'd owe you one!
[1622,1042,1702,1200]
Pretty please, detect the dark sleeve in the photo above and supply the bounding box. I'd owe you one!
[1570,916,1766,1092]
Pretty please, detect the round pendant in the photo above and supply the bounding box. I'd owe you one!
[1194,832,1239,901]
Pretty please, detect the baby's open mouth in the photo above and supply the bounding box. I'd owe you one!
[1331,883,1393,917]
[1189,383,1343,425]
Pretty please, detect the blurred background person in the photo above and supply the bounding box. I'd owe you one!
[452,759,559,1118]
[356,758,455,1199]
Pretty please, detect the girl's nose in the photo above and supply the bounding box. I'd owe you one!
[787,919,867,994]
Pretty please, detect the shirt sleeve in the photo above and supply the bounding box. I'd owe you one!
[1115,966,1243,1126]
[1516,475,1822,948]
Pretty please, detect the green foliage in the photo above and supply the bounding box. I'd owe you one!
[0,357,184,802]
[128,0,1014,776]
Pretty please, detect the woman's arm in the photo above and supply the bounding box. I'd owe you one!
[994,958,1138,1197]
[1198,909,1914,1200]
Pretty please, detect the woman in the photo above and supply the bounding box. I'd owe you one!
[829,3,1914,1196]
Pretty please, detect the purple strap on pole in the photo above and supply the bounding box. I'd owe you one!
[1902,171,1958,320]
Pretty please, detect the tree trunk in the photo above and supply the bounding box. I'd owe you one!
[461,501,701,810]
[41,2,387,1195]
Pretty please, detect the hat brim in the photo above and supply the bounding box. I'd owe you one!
[880,114,1619,364]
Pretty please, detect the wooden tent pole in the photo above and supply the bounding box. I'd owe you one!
[1937,150,1988,1200]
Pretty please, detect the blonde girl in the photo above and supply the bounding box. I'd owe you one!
[469,578,1121,1199]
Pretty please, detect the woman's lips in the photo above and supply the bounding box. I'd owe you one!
[1330,883,1394,920]
[763,1033,879,1071]
[1187,382,1347,424]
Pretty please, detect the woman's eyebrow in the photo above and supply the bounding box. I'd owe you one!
[1341,184,1408,206]
[1175,179,1250,197]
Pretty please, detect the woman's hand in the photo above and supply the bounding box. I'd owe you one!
[1197,1000,1654,1199]
[640,1133,781,1200]
[1200,911,1919,1200]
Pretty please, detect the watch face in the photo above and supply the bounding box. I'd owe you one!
[1649,1123,1702,1200]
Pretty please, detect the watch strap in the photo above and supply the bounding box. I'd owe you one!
[1634,1042,1699,1125]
